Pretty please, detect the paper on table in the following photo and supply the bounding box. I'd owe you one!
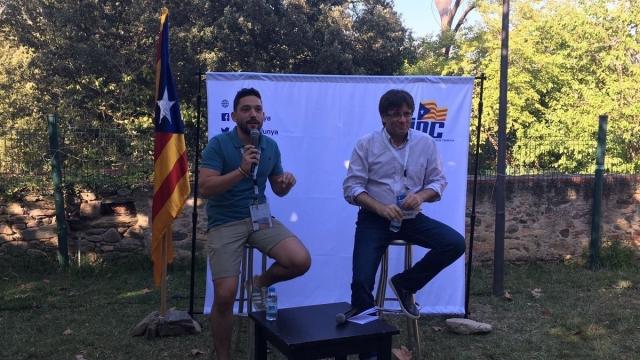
[347,307,379,324]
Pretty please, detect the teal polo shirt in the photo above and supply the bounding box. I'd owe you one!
[201,127,284,229]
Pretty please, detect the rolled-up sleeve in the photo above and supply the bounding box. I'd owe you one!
[423,142,447,201]
[343,138,369,205]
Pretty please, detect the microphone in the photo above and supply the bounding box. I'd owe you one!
[250,129,260,175]
[335,307,361,325]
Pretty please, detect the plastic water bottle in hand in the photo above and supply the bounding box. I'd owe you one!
[389,185,407,232]
[266,286,278,321]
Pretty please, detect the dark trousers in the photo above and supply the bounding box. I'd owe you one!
[350,209,466,310]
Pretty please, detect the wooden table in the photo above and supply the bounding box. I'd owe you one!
[249,302,399,360]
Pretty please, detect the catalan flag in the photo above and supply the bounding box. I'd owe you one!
[152,8,190,287]
[418,100,448,121]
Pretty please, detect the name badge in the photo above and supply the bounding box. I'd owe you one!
[250,199,272,231]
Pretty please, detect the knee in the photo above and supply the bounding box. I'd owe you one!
[451,234,466,258]
[213,291,236,312]
[293,252,311,276]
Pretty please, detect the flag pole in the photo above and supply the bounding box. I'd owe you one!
[160,228,170,316]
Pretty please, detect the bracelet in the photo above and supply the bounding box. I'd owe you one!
[238,167,250,177]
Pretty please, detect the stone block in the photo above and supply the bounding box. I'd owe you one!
[86,235,103,243]
[102,228,121,243]
[0,234,13,244]
[89,215,137,229]
[124,226,145,240]
[116,238,143,251]
[446,318,492,335]
[7,203,24,215]
[2,241,29,255]
[29,209,56,217]
[21,224,58,241]
[0,224,13,235]
[80,202,102,219]
[26,249,49,258]
[80,192,97,201]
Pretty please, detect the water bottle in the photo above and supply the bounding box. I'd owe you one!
[389,192,406,232]
[266,286,278,321]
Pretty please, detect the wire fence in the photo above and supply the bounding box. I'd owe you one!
[0,127,637,196]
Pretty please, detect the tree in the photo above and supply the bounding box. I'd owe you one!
[435,0,477,57]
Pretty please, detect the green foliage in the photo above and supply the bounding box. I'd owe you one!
[405,0,640,174]
[599,239,639,271]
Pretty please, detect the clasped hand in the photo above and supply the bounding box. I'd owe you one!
[377,192,422,221]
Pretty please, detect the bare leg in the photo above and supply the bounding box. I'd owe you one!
[210,276,238,360]
[254,237,311,288]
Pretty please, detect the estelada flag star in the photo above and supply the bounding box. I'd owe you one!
[151,7,190,287]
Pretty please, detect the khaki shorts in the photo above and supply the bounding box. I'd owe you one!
[206,217,295,280]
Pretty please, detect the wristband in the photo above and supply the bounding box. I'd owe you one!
[238,167,250,177]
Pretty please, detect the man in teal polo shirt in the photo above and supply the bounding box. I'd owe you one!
[199,88,311,360]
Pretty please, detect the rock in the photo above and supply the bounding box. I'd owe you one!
[131,309,202,338]
[29,209,56,217]
[0,224,13,235]
[445,318,492,335]
[80,202,102,219]
[124,226,145,240]
[7,203,24,215]
[102,228,121,243]
[80,192,97,201]
[116,238,143,251]
[86,235,103,243]
[24,194,43,202]
[0,234,13,244]
[26,249,49,258]
[21,224,58,241]
[2,241,29,255]
[89,215,137,229]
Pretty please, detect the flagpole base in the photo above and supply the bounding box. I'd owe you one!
[132,308,201,338]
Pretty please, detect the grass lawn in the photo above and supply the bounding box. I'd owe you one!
[1,255,638,360]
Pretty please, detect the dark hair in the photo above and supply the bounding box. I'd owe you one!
[378,89,415,116]
[233,88,262,111]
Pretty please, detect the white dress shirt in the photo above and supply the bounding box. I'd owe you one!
[343,128,447,208]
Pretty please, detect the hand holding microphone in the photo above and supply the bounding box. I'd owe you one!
[249,129,261,175]
[240,129,261,176]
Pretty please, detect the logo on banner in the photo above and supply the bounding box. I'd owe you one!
[411,100,449,140]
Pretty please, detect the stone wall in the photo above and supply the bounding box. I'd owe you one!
[466,175,640,262]
[1,175,638,263]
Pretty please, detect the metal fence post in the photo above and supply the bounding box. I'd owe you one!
[589,114,608,270]
[47,114,69,268]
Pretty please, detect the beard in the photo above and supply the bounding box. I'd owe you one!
[238,119,262,136]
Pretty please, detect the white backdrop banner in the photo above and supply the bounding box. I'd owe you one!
[203,72,474,314]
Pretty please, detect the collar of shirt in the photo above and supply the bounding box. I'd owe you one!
[230,126,263,151]
[382,127,411,150]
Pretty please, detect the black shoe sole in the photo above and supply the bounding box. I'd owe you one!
[388,278,420,319]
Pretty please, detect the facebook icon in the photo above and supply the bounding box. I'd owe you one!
[221,113,230,122]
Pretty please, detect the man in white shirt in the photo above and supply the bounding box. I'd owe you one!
[343,89,465,320]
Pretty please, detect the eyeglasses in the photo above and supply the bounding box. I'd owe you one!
[385,111,413,120]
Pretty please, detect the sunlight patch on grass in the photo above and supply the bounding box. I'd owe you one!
[612,279,633,289]
[118,287,154,299]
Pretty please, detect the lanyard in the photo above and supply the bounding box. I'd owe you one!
[382,130,411,187]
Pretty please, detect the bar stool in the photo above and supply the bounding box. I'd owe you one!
[234,244,268,359]
[237,244,268,314]
[375,240,422,359]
